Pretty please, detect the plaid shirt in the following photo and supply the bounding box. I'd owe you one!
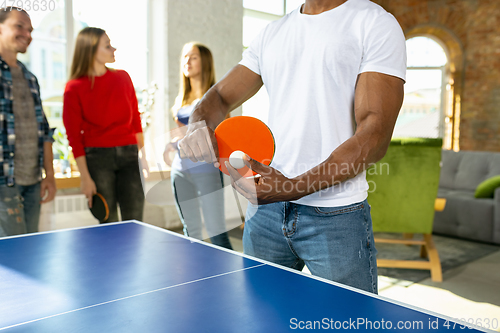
[0,56,54,187]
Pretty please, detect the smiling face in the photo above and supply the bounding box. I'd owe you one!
[0,10,33,54]
[94,33,116,65]
[182,45,202,79]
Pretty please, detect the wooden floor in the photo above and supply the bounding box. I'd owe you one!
[378,251,500,332]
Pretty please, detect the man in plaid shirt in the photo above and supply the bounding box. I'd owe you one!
[0,7,56,237]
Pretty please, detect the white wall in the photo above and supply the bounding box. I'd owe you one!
[149,0,243,141]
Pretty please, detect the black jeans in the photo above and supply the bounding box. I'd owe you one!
[85,145,144,223]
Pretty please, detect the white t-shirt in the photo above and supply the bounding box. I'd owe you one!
[239,0,406,207]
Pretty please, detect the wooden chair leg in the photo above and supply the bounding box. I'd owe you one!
[423,234,442,282]
[403,233,414,248]
[375,233,443,282]
[420,244,428,258]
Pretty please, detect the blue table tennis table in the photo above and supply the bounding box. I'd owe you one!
[0,221,494,332]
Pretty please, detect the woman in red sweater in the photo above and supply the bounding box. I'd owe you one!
[63,27,145,222]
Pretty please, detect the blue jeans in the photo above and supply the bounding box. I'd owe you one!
[243,199,378,293]
[85,146,144,223]
[171,169,232,250]
[0,183,41,237]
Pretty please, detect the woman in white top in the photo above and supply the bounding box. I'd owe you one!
[164,42,232,249]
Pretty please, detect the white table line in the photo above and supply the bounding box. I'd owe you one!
[0,263,266,331]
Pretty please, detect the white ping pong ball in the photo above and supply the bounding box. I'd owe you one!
[229,150,247,169]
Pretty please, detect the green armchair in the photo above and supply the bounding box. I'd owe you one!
[366,138,443,281]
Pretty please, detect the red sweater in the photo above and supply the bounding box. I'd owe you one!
[63,69,142,158]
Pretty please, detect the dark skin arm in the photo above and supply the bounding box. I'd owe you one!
[178,65,263,167]
[226,72,404,205]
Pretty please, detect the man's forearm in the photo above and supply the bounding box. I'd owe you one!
[43,141,55,178]
[189,86,229,130]
[291,73,404,200]
[292,124,391,200]
[189,65,264,130]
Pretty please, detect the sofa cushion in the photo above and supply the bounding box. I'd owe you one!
[440,150,500,192]
[434,190,495,243]
[438,188,474,199]
[475,175,500,198]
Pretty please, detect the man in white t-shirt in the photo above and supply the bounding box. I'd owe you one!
[178,0,406,293]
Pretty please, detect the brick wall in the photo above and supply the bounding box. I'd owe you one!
[372,0,500,152]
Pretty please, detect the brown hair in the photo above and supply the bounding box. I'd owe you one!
[173,42,216,112]
[69,27,106,80]
[0,7,29,23]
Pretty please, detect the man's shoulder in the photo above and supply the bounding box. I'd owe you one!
[348,0,390,13]
[348,0,396,21]
[344,0,401,36]
[261,1,394,35]
[16,60,37,78]
[0,59,37,80]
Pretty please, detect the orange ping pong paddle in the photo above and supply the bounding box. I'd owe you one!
[214,116,275,177]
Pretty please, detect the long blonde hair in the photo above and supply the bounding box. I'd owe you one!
[172,42,215,113]
[69,27,107,80]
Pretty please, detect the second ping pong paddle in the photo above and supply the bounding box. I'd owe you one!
[214,116,275,177]
[89,193,109,223]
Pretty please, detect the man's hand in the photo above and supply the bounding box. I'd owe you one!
[178,122,220,167]
[226,155,301,205]
[177,65,264,168]
[40,175,56,203]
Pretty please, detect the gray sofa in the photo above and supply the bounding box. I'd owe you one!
[433,150,500,244]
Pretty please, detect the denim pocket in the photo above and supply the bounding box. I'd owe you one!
[314,202,364,216]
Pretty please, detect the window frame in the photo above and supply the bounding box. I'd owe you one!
[400,35,451,140]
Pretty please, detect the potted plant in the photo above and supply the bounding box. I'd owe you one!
[52,128,72,176]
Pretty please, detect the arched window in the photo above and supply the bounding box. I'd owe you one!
[393,36,449,140]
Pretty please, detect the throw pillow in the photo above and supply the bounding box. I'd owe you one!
[475,175,500,198]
